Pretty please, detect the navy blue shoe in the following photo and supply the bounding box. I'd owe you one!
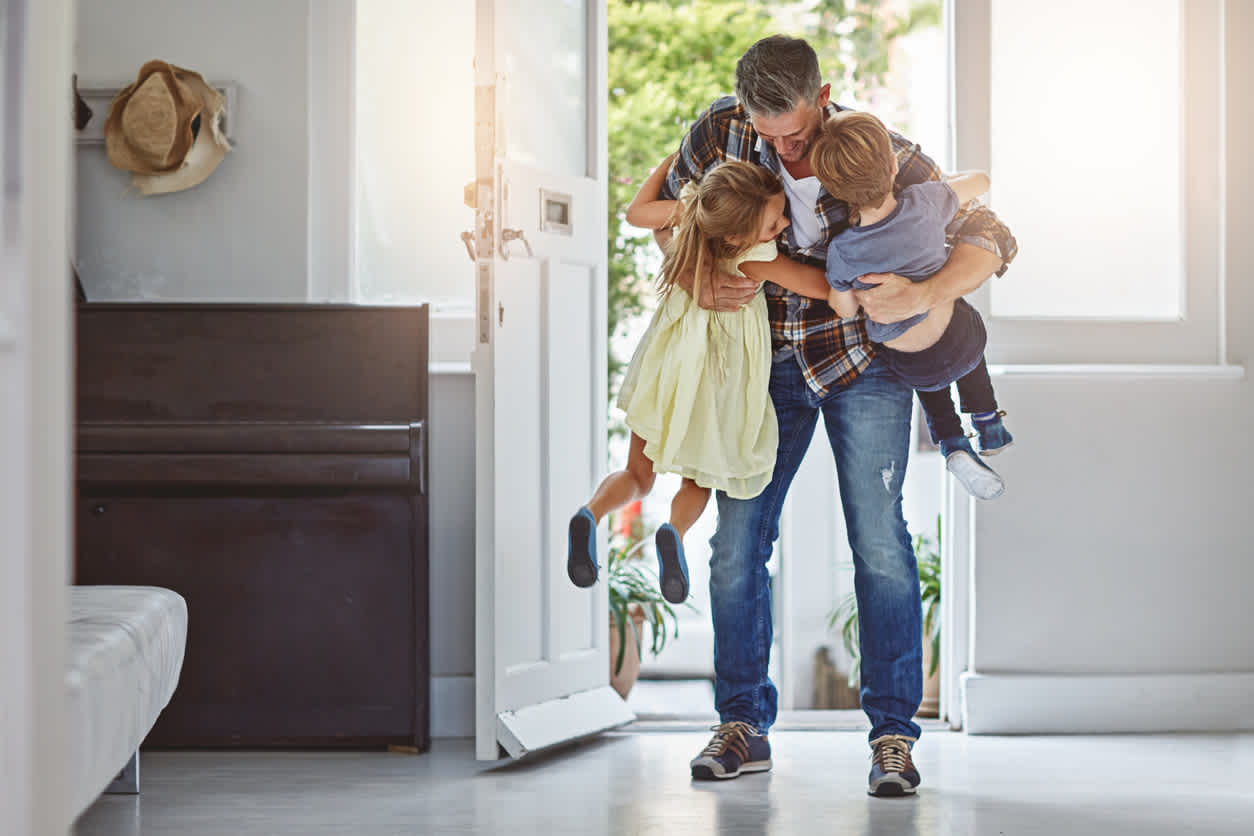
[654,523,689,604]
[690,722,772,780]
[939,436,1004,500]
[868,734,920,796]
[567,507,598,588]
[974,413,1014,456]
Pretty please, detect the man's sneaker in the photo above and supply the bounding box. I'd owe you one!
[690,721,772,780]
[940,436,1005,500]
[974,411,1014,456]
[868,734,920,797]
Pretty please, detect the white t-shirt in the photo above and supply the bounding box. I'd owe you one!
[779,164,824,249]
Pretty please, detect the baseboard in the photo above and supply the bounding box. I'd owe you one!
[961,671,1254,734]
[431,675,475,738]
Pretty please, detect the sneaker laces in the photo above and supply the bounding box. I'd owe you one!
[870,734,915,773]
[700,721,758,758]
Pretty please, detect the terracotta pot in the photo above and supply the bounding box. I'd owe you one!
[917,639,940,718]
[609,605,647,699]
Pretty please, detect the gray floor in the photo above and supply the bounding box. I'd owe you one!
[73,729,1254,835]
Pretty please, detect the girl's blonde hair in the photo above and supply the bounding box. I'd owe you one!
[809,111,895,225]
[659,161,784,302]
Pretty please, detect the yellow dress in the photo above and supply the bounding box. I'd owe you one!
[616,241,779,500]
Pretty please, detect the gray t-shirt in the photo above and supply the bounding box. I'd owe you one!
[825,180,958,343]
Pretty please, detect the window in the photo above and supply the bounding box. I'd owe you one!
[955,0,1227,366]
[354,0,476,312]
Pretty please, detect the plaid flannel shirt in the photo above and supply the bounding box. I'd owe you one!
[660,95,1019,396]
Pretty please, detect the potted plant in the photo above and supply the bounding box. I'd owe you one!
[828,514,942,716]
[605,524,687,699]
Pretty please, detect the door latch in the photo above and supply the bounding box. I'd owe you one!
[499,228,534,260]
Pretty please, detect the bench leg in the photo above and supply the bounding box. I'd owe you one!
[105,750,140,794]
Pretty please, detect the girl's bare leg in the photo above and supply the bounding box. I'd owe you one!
[668,477,711,537]
[569,433,655,588]
[585,432,656,522]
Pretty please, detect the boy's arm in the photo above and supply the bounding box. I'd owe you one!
[944,170,990,207]
[625,152,680,230]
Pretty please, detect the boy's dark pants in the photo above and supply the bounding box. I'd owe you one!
[880,297,998,443]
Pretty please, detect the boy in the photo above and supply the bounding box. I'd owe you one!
[813,111,1013,499]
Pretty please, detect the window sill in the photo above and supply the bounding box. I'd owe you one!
[988,364,1245,380]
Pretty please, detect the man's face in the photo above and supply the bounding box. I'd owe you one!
[748,84,831,164]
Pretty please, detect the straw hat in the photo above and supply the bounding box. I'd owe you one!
[104,59,230,196]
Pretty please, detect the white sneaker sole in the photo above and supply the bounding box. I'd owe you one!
[690,757,772,780]
[868,774,919,796]
[980,439,1014,457]
[946,450,1005,500]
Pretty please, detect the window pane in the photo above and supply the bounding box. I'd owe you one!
[355,0,475,310]
[989,0,1181,319]
[500,0,587,177]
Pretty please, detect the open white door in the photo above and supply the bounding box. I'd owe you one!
[471,0,629,760]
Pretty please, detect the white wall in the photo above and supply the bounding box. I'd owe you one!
[75,0,311,301]
[428,369,477,735]
[960,6,1254,733]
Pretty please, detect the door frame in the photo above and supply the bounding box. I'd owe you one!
[1,0,72,830]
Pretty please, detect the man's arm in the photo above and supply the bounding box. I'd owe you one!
[854,242,1002,324]
[853,133,1016,321]
[945,170,990,206]
[663,237,762,311]
[892,136,1017,277]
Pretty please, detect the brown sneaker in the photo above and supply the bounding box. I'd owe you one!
[868,734,920,796]
[689,721,772,780]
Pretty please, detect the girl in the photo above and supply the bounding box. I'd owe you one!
[567,155,835,603]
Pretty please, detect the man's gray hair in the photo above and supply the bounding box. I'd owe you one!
[734,35,822,118]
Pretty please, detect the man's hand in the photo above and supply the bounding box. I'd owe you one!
[853,272,933,323]
[855,243,1004,323]
[675,265,761,311]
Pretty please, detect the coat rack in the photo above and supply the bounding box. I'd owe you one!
[73,82,237,145]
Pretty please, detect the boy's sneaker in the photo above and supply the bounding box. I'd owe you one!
[654,523,690,604]
[940,436,1005,500]
[566,507,598,588]
[974,411,1014,456]
[690,721,772,780]
[868,734,920,797]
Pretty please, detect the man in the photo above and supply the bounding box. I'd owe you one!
[659,35,1017,795]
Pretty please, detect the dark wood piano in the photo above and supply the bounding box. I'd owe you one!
[74,304,430,750]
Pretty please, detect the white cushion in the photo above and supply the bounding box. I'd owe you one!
[66,585,187,820]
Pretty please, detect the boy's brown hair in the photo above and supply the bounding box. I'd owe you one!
[809,110,896,224]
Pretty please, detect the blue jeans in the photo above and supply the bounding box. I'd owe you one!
[709,353,922,742]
